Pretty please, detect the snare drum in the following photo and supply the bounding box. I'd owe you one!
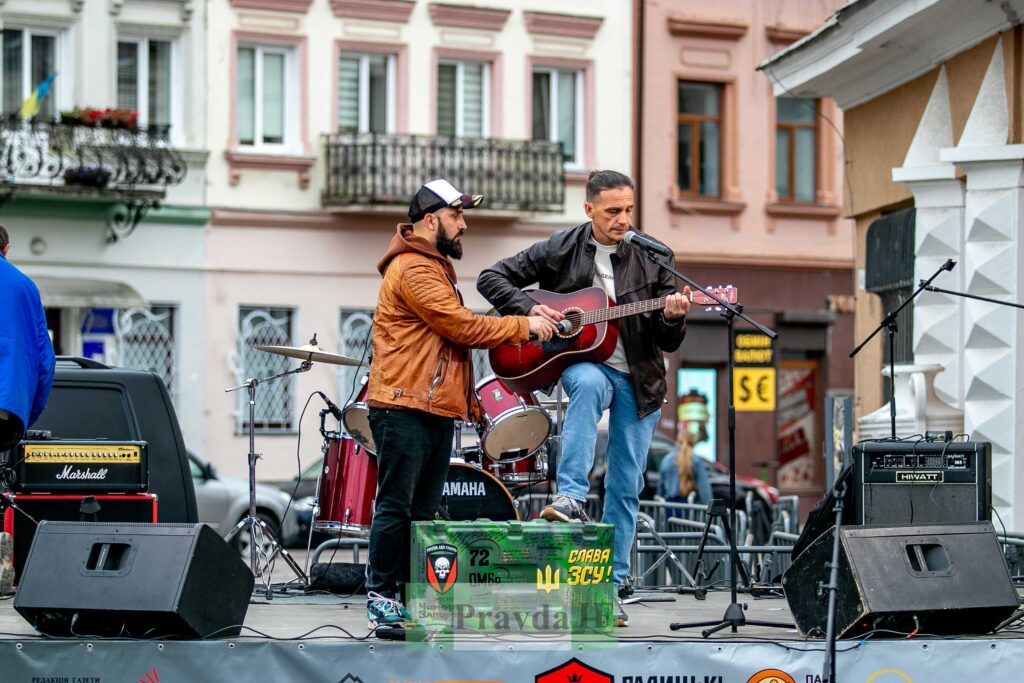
[341,377,375,454]
[313,436,377,536]
[474,375,551,462]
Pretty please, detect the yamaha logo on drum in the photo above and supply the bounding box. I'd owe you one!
[443,479,487,497]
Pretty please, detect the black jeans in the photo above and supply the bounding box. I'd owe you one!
[366,407,453,597]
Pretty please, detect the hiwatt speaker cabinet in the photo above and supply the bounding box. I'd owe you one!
[852,440,991,525]
[14,522,255,638]
[783,522,1019,638]
[1,492,158,584]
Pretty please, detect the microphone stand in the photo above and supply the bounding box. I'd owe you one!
[629,243,789,636]
[822,479,846,683]
[848,259,956,439]
[922,285,1024,311]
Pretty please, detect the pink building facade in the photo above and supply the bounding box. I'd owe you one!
[637,0,856,512]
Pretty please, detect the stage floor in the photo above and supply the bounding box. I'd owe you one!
[2,581,1024,682]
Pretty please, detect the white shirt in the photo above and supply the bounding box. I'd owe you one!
[590,238,630,373]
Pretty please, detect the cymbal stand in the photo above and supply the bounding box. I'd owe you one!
[225,361,311,597]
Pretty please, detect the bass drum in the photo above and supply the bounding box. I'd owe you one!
[443,462,519,522]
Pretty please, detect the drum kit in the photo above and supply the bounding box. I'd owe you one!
[252,338,564,545]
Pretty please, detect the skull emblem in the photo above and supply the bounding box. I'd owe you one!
[434,556,451,580]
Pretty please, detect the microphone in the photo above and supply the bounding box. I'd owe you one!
[529,318,573,341]
[623,231,671,257]
[317,392,344,421]
[943,259,957,272]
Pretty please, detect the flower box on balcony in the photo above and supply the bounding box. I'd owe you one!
[60,107,139,131]
[63,166,112,189]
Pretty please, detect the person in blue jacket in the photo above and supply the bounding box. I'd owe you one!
[658,429,712,505]
[0,225,55,451]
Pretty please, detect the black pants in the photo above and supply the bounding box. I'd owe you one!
[366,407,453,597]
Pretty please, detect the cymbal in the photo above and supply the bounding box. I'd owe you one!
[256,343,367,367]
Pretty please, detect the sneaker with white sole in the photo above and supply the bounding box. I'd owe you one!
[366,591,411,628]
[540,495,590,523]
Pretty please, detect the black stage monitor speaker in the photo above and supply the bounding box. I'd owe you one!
[852,440,991,525]
[783,522,1019,638]
[14,522,255,638]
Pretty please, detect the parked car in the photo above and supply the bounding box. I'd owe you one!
[277,458,323,545]
[188,450,300,557]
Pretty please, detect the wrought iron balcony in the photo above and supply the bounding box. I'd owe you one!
[322,132,565,213]
[0,116,187,193]
[0,116,188,241]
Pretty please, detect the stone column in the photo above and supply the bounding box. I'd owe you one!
[940,144,1024,529]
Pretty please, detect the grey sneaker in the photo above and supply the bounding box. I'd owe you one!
[540,495,590,523]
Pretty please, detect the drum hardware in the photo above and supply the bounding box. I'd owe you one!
[225,335,331,593]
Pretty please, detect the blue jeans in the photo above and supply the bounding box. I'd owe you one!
[557,362,660,585]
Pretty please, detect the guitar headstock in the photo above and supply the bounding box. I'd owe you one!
[690,285,738,307]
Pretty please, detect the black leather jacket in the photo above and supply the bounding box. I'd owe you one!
[477,223,686,417]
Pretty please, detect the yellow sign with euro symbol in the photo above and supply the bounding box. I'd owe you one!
[734,367,775,411]
[733,331,775,411]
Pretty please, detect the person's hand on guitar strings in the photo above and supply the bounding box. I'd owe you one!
[529,304,565,325]
[664,286,692,319]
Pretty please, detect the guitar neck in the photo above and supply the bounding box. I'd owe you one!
[582,297,667,325]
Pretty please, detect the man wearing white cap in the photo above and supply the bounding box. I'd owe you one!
[363,179,555,634]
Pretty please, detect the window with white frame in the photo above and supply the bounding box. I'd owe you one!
[336,309,374,406]
[234,307,295,433]
[2,28,58,119]
[116,306,177,402]
[337,53,394,134]
[117,38,176,131]
[437,60,489,137]
[532,67,582,166]
[237,44,298,149]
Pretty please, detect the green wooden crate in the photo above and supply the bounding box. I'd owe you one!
[409,520,615,637]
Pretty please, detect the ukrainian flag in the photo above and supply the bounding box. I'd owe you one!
[19,73,57,120]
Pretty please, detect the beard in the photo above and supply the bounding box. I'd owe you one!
[436,228,463,259]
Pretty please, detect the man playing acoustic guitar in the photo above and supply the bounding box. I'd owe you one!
[477,170,690,627]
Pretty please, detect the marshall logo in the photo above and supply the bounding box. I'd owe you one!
[425,543,459,594]
[443,480,486,497]
[895,471,943,483]
[55,465,110,480]
[537,658,613,683]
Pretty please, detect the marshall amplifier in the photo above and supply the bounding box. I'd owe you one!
[853,440,991,526]
[14,440,149,493]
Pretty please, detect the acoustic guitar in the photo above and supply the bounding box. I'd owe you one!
[488,285,737,393]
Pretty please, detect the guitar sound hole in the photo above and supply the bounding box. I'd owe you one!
[560,310,584,336]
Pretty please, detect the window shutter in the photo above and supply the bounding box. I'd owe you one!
[148,40,172,128]
[117,42,139,113]
[462,62,484,137]
[338,55,360,132]
[237,47,256,144]
[437,63,457,136]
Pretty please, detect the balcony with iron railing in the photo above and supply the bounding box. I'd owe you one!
[322,132,565,213]
[0,115,188,240]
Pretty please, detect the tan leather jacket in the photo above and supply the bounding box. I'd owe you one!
[367,224,530,420]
